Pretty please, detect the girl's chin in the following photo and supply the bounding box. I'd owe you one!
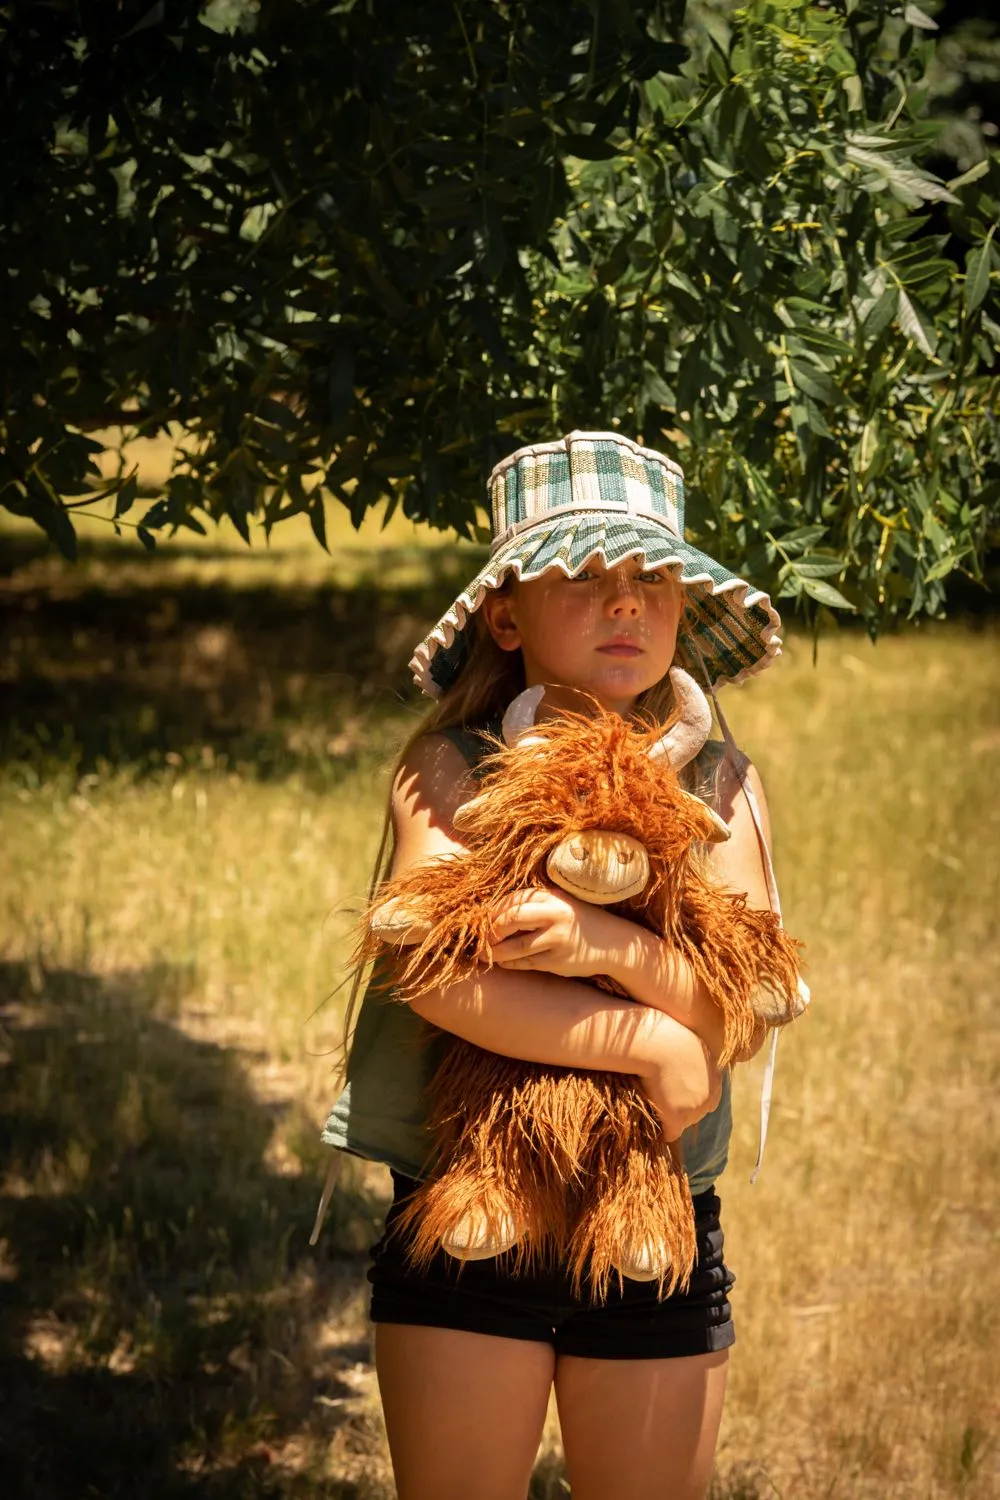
[590,661,664,694]
[562,669,663,709]
[526,659,671,709]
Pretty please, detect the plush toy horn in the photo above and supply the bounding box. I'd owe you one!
[501,684,547,747]
[454,685,547,829]
[648,667,731,844]
[647,667,713,769]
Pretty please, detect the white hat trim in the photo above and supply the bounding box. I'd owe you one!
[409,542,783,699]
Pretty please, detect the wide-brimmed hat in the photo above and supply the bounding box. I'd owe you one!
[410,431,781,698]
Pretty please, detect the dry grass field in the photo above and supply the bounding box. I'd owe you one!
[1,504,997,1498]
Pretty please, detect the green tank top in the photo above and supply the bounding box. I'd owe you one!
[320,729,734,1195]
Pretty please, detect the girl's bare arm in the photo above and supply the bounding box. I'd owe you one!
[388,733,721,1137]
[447,748,777,1061]
[597,756,776,1058]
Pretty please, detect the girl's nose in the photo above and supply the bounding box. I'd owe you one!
[604,573,642,617]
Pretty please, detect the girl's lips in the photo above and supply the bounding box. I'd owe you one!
[597,643,644,657]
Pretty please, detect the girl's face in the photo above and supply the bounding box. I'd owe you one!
[482,558,684,714]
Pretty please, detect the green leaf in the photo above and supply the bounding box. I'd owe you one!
[922,511,950,552]
[722,308,767,362]
[113,472,139,518]
[39,502,78,561]
[789,360,842,405]
[948,160,990,192]
[256,396,299,431]
[792,555,847,579]
[924,553,958,583]
[776,572,804,600]
[790,326,853,359]
[142,498,172,530]
[965,228,995,315]
[861,287,899,339]
[903,4,938,30]
[308,496,329,553]
[842,74,863,112]
[791,394,832,442]
[801,577,855,610]
[895,288,937,356]
[561,134,622,161]
[777,525,828,554]
[845,147,958,207]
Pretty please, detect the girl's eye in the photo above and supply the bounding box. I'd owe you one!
[567,568,667,585]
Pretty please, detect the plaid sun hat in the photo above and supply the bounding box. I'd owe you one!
[410,430,782,697]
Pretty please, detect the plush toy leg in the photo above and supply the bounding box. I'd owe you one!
[395,1041,579,1271]
[394,1132,537,1267]
[568,1081,697,1301]
[440,1208,524,1261]
[410,1167,527,1263]
[435,1061,607,1263]
[606,1139,694,1288]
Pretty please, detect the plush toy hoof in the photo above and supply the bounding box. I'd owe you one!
[369,897,433,946]
[440,1210,524,1263]
[753,973,812,1026]
[611,1242,670,1282]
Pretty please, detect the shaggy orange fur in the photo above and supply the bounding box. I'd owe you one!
[364,709,803,1299]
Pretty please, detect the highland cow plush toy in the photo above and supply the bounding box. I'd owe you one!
[365,667,805,1299]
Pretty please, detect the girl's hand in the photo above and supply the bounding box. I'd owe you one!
[640,1022,724,1142]
[486,887,626,980]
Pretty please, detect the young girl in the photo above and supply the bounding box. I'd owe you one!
[319,431,797,1500]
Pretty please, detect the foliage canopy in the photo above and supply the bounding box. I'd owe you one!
[2,0,998,629]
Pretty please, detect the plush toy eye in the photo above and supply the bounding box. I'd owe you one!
[617,850,633,865]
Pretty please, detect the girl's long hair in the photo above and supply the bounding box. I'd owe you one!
[333,592,689,1081]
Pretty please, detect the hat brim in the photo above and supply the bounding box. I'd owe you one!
[410,511,781,698]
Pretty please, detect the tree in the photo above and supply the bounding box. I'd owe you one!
[2,0,998,631]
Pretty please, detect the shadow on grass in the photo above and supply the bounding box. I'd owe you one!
[0,539,484,785]
[0,957,389,1499]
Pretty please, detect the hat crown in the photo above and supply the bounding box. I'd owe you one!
[488,431,685,553]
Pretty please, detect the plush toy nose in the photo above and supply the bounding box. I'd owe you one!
[546,830,650,904]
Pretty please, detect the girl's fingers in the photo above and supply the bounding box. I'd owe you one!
[489,929,550,963]
[487,889,554,941]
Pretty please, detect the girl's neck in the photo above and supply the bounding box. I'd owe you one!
[528,681,637,721]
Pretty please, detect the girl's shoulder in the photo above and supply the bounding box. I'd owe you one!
[390,731,483,856]
[417,718,504,785]
[392,723,498,818]
[437,721,502,774]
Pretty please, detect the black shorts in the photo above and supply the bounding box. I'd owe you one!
[367,1171,736,1361]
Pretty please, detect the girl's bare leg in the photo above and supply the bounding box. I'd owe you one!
[554,1349,729,1500]
[374,1323,556,1500]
